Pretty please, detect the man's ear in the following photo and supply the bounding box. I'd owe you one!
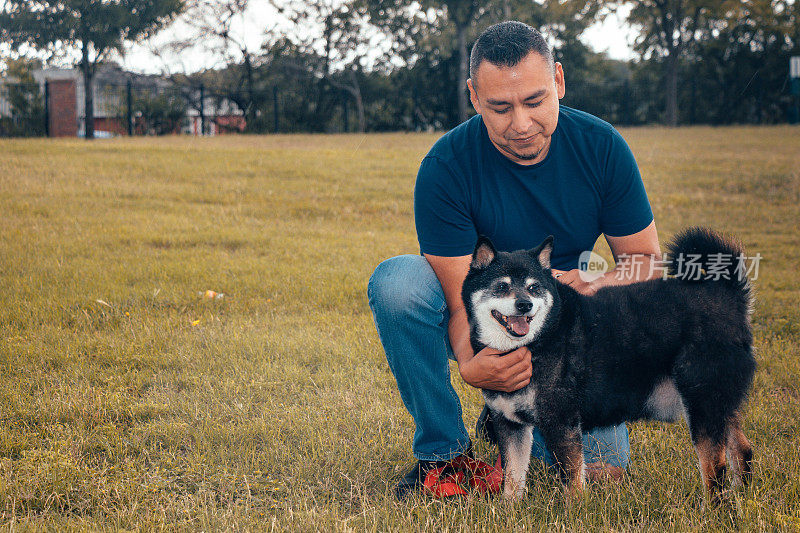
[467,78,481,113]
[529,236,554,269]
[554,62,566,100]
[471,236,496,269]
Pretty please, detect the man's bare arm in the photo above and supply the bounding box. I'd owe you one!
[602,219,662,285]
[423,254,473,365]
[424,253,532,392]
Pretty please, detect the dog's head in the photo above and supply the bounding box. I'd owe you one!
[461,236,559,352]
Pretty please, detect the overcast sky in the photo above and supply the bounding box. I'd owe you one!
[118,7,637,76]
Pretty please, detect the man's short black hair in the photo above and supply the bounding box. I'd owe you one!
[469,21,554,83]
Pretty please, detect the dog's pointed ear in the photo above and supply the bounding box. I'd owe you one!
[529,236,554,269]
[471,236,496,269]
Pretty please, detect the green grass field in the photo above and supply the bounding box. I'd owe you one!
[1,127,799,531]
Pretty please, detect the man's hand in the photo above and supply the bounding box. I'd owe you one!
[551,268,599,296]
[551,221,662,295]
[458,346,532,392]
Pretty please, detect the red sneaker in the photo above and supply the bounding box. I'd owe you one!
[422,465,469,498]
[395,459,467,499]
[453,455,504,494]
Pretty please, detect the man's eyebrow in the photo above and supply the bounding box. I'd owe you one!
[486,89,547,106]
[524,90,547,101]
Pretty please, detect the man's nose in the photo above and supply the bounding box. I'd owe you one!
[515,299,533,313]
[511,107,532,134]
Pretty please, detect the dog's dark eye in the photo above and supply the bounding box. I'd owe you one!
[527,284,538,292]
[496,282,510,293]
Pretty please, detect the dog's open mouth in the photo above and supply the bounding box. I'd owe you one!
[491,310,533,337]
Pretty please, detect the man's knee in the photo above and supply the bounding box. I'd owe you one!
[367,254,444,319]
[584,423,630,469]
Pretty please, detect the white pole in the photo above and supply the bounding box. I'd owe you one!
[791,56,800,79]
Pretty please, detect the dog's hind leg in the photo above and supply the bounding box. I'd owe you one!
[684,401,728,504]
[494,417,533,501]
[676,342,749,504]
[726,412,753,487]
[693,435,727,505]
[541,425,585,499]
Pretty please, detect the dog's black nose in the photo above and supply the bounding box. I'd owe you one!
[515,299,533,313]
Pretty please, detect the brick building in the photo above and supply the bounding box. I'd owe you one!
[11,64,246,137]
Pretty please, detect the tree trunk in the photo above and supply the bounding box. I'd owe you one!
[349,71,366,133]
[456,22,469,124]
[664,53,679,127]
[243,52,255,129]
[315,17,334,131]
[81,43,95,139]
[354,94,365,133]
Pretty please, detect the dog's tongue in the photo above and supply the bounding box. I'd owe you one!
[507,316,530,336]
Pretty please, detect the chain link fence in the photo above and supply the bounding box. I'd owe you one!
[91,81,246,137]
[0,78,250,138]
[1,71,798,137]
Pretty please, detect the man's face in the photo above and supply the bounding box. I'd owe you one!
[468,52,565,165]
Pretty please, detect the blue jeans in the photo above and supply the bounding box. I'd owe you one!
[367,254,630,467]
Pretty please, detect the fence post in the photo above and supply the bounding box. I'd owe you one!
[44,80,50,137]
[343,96,349,133]
[273,86,279,133]
[199,84,206,135]
[127,79,133,136]
[621,80,632,125]
[790,56,800,124]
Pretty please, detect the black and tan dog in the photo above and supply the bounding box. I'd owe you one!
[461,228,755,502]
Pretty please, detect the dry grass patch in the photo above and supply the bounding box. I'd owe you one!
[1,127,799,530]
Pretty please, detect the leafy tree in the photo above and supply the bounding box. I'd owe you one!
[172,0,278,130]
[272,0,371,132]
[441,0,483,123]
[362,0,485,123]
[0,58,46,136]
[688,0,800,124]
[363,0,603,125]
[611,0,725,126]
[126,90,187,134]
[261,41,327,132]
[0,0,184,138]
[611,0,799,125]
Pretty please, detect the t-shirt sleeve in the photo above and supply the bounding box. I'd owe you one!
[414,156,477,256]
[599,131,654,237]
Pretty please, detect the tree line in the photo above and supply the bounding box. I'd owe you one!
[2,0,799,137]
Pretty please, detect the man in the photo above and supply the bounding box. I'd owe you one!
[368,21,661,499]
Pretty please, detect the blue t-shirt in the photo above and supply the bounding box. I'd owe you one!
[414,105,654,270]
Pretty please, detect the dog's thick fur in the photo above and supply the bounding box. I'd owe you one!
[461,227,756,502]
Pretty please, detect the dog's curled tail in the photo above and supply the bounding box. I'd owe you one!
[666,226,754,314]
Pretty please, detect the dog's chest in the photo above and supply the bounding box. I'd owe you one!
[483,386,537,424]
